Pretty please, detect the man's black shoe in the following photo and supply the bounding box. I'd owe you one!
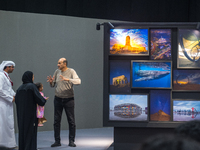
[68,142,76,147]
[51,142,61,147]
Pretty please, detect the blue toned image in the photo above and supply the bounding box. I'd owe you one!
[173,69,200,91]
[132,61,172,89]
[150,90,171,121]
[110,60,130,93]
[173,100,200,121]
[150,29,171,60]
[109,94,148,121]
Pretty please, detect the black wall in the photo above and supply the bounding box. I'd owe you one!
[1,0,200,22]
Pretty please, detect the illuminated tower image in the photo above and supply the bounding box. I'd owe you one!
[125,36,131,46]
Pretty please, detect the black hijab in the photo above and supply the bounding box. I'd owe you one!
[22,71,33,84]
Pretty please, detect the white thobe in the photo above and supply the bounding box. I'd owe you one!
[0,71,16,148]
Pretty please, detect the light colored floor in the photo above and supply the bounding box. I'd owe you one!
[15,127,113,150]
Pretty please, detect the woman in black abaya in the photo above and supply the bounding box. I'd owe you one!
[15,71,47,150]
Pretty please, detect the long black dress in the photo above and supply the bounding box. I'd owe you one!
[15,71,46,150]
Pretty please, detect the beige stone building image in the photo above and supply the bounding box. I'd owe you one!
[112,75,128,86]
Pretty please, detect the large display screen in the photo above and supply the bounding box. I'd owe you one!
[173,100,200,121]
[131,61,172,89]
[150,29,171,60]
[150,90,171,121]
[173,69,200,91]
[110,60,131,93]
[178,29,200,68]
[110,29,148,55]
[109,94,148,121]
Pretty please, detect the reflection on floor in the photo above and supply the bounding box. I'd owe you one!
[15,127,113,150]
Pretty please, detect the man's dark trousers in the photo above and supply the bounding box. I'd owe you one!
[53,96,75,143]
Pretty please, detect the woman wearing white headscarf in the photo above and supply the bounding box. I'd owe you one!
[0,60,17,149]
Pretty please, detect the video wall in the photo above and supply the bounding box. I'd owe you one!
[103,22,200,127]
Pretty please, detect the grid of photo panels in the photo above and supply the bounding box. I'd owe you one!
[105,25,200,127]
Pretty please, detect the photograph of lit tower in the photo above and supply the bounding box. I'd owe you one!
[110,29,148,55]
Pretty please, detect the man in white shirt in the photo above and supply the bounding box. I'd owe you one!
[0,61,17,149]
